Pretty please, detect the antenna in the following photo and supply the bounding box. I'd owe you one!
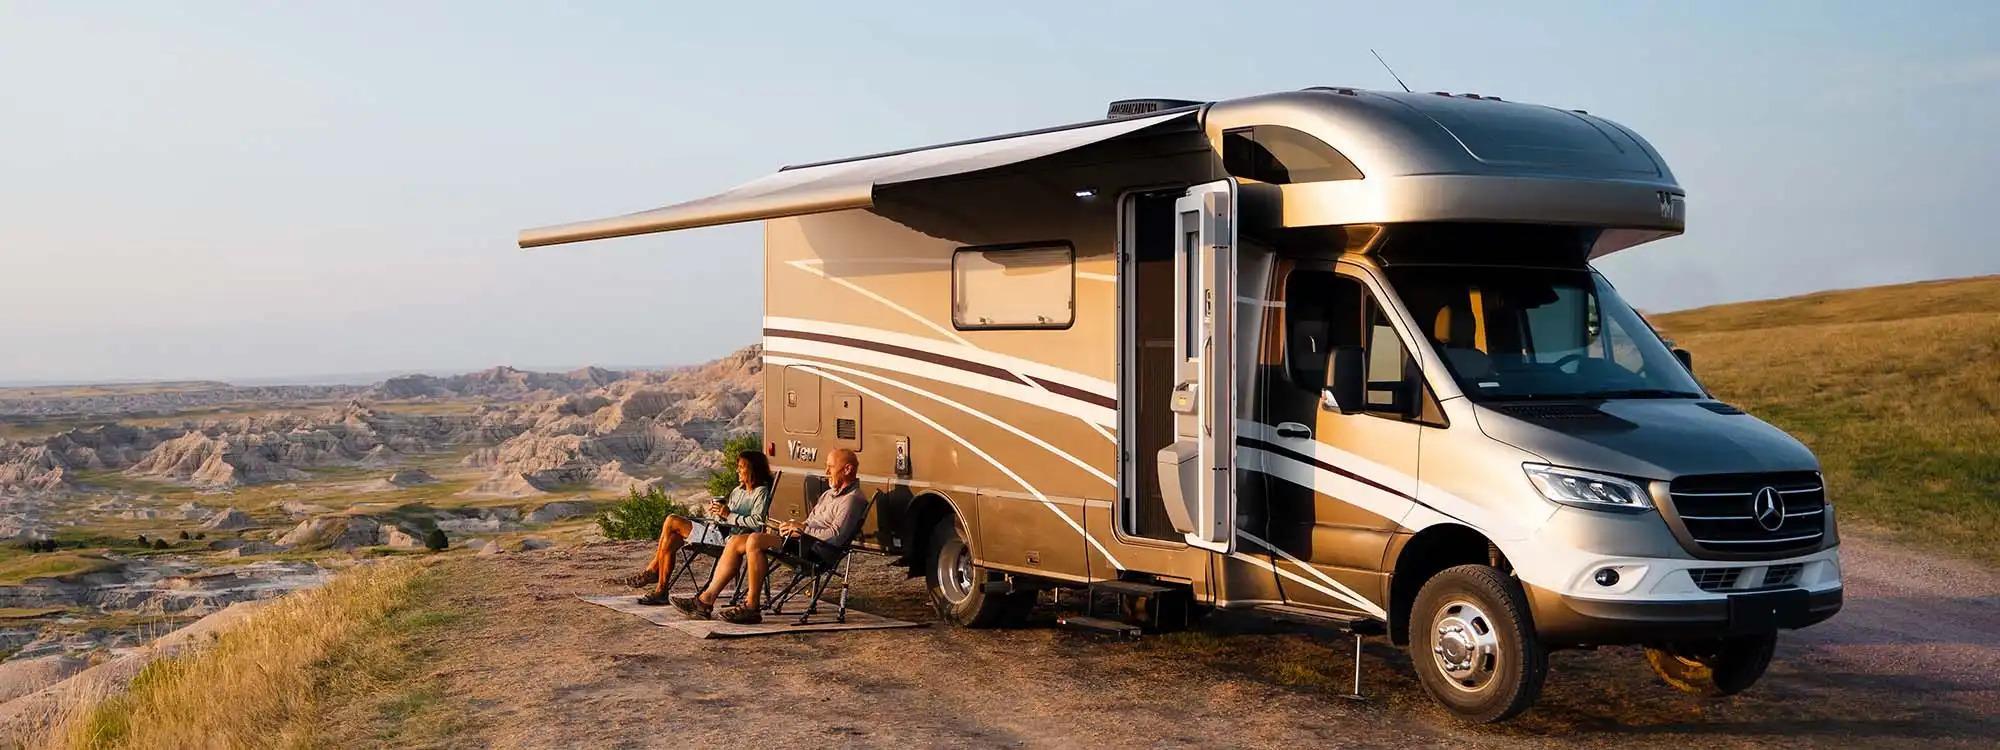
[1371,49,1412,93]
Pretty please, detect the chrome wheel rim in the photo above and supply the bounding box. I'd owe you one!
[935,535,973,605]
[1430,597,1502,693]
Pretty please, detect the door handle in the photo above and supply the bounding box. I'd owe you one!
[1275,422,1312,440]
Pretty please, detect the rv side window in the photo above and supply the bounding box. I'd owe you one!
[952,244,1075,330]
[1223,126,1364,185]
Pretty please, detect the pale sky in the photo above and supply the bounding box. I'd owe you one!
[2,1,1995,384]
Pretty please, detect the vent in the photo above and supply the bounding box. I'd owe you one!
[1697,401,1746,415]
[1689,568,1742,592]
[1666,471,1827,558]
[1490,403,1605,419]
[1106,98,1201,119]
[1487,402,1636,430]
[835,418,858,441]
[1763,563,1804,588]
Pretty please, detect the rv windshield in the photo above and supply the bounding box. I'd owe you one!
[1384,266,1703,401]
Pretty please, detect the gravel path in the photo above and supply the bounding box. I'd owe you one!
[422,532,1997,749]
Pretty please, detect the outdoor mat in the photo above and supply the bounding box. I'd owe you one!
[577,594,925,639]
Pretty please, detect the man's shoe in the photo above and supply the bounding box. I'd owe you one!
[636,590,674,607]
[672,597,712,620]
[717,605,763,625]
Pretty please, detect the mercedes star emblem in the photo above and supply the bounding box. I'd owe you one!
[1752,486,1785,531]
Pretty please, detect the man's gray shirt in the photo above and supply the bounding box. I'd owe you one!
[802,483,867,548]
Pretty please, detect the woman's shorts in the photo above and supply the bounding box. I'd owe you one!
[685,519,729,546]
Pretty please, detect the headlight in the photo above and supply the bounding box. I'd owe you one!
[1523,463,1652,511]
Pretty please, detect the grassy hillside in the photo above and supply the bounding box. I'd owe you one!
[1652,275,2000,565]
[60,560,466,749]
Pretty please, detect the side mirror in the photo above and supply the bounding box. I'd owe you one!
[1323,345,1365,415]
[1672,348,1693,373]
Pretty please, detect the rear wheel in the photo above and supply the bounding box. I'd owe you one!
[924,517,1027,627]
[1645,634,1776,696]
[1407,564,1546,724]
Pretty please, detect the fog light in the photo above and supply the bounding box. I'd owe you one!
[1593,568,1620,587]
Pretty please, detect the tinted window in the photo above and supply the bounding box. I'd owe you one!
[1283,270,1360,388]
[1387,266,1703,401]
[1223,126,1363,184]
[1282,270,1418,417]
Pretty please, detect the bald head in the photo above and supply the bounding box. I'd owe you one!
[826,448,858,489]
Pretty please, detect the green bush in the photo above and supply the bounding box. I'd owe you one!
[704,433,764,499]
[596,487,695,542]
[423,528,448,552]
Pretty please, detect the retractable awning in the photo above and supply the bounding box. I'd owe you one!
[518,109,1196,248]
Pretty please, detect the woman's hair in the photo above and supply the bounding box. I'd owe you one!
[736,449,773,489]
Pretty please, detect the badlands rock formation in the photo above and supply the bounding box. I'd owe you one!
[0,346,762,500]
[461,347,762,496]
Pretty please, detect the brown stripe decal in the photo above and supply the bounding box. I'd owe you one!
[1024,374,1117,410]
[763,328,1115,411]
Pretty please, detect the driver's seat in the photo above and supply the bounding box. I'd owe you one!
[1432,301,1494,379]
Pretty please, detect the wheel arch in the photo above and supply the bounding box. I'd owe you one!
[1387,523,1502,645]
[898,489,970,574]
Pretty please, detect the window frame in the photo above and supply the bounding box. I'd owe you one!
[1330,262,1450,428]
[1222,125,1365,185]
[949,241,1078,331]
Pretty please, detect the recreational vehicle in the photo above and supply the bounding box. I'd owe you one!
[521,87,1843,722]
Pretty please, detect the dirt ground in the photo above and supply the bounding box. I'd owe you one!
[420,532,1997,749]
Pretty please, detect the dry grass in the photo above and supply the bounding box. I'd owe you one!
[56,559,471,749]
[0,551,121,585]
[1653,274,2000,564]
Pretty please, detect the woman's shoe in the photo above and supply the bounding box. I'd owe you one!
[672,596,713,620]
[717,605,763,625]
[637,590,675,607]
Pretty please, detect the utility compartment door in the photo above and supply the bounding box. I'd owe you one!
[1159,180,1238,554]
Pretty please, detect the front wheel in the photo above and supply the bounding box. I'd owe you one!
[923,517,1028,627]
[1407,564,1547,724]
[1645,634,1776,696]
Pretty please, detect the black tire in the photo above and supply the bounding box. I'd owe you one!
[1406,564,1547,724]
[923,516,1023,627]
[1644,634,1776,697]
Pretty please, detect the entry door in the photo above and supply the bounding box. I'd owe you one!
[1171,181,1237,553]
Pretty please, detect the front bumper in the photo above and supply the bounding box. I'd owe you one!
[1528,584,1842,644]
[1518,545,1845,645]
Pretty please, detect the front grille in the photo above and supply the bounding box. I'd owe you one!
[1689,568,1742,592]
[1667,471,1826,557]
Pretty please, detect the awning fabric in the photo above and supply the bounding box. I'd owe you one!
[518,110,1194,248]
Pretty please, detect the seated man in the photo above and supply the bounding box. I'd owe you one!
[675,447,868,624]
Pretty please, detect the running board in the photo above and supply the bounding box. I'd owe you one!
[1250,604,1384,633]
[1089,579,1178,597]
[1057,614,1142,639]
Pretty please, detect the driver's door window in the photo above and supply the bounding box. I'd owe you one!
[1282,270,1415,419]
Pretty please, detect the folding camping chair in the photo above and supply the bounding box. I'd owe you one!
[762,493,876,626]
[661,473,780,598]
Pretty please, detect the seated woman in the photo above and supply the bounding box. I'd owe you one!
[621,449,773,606]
